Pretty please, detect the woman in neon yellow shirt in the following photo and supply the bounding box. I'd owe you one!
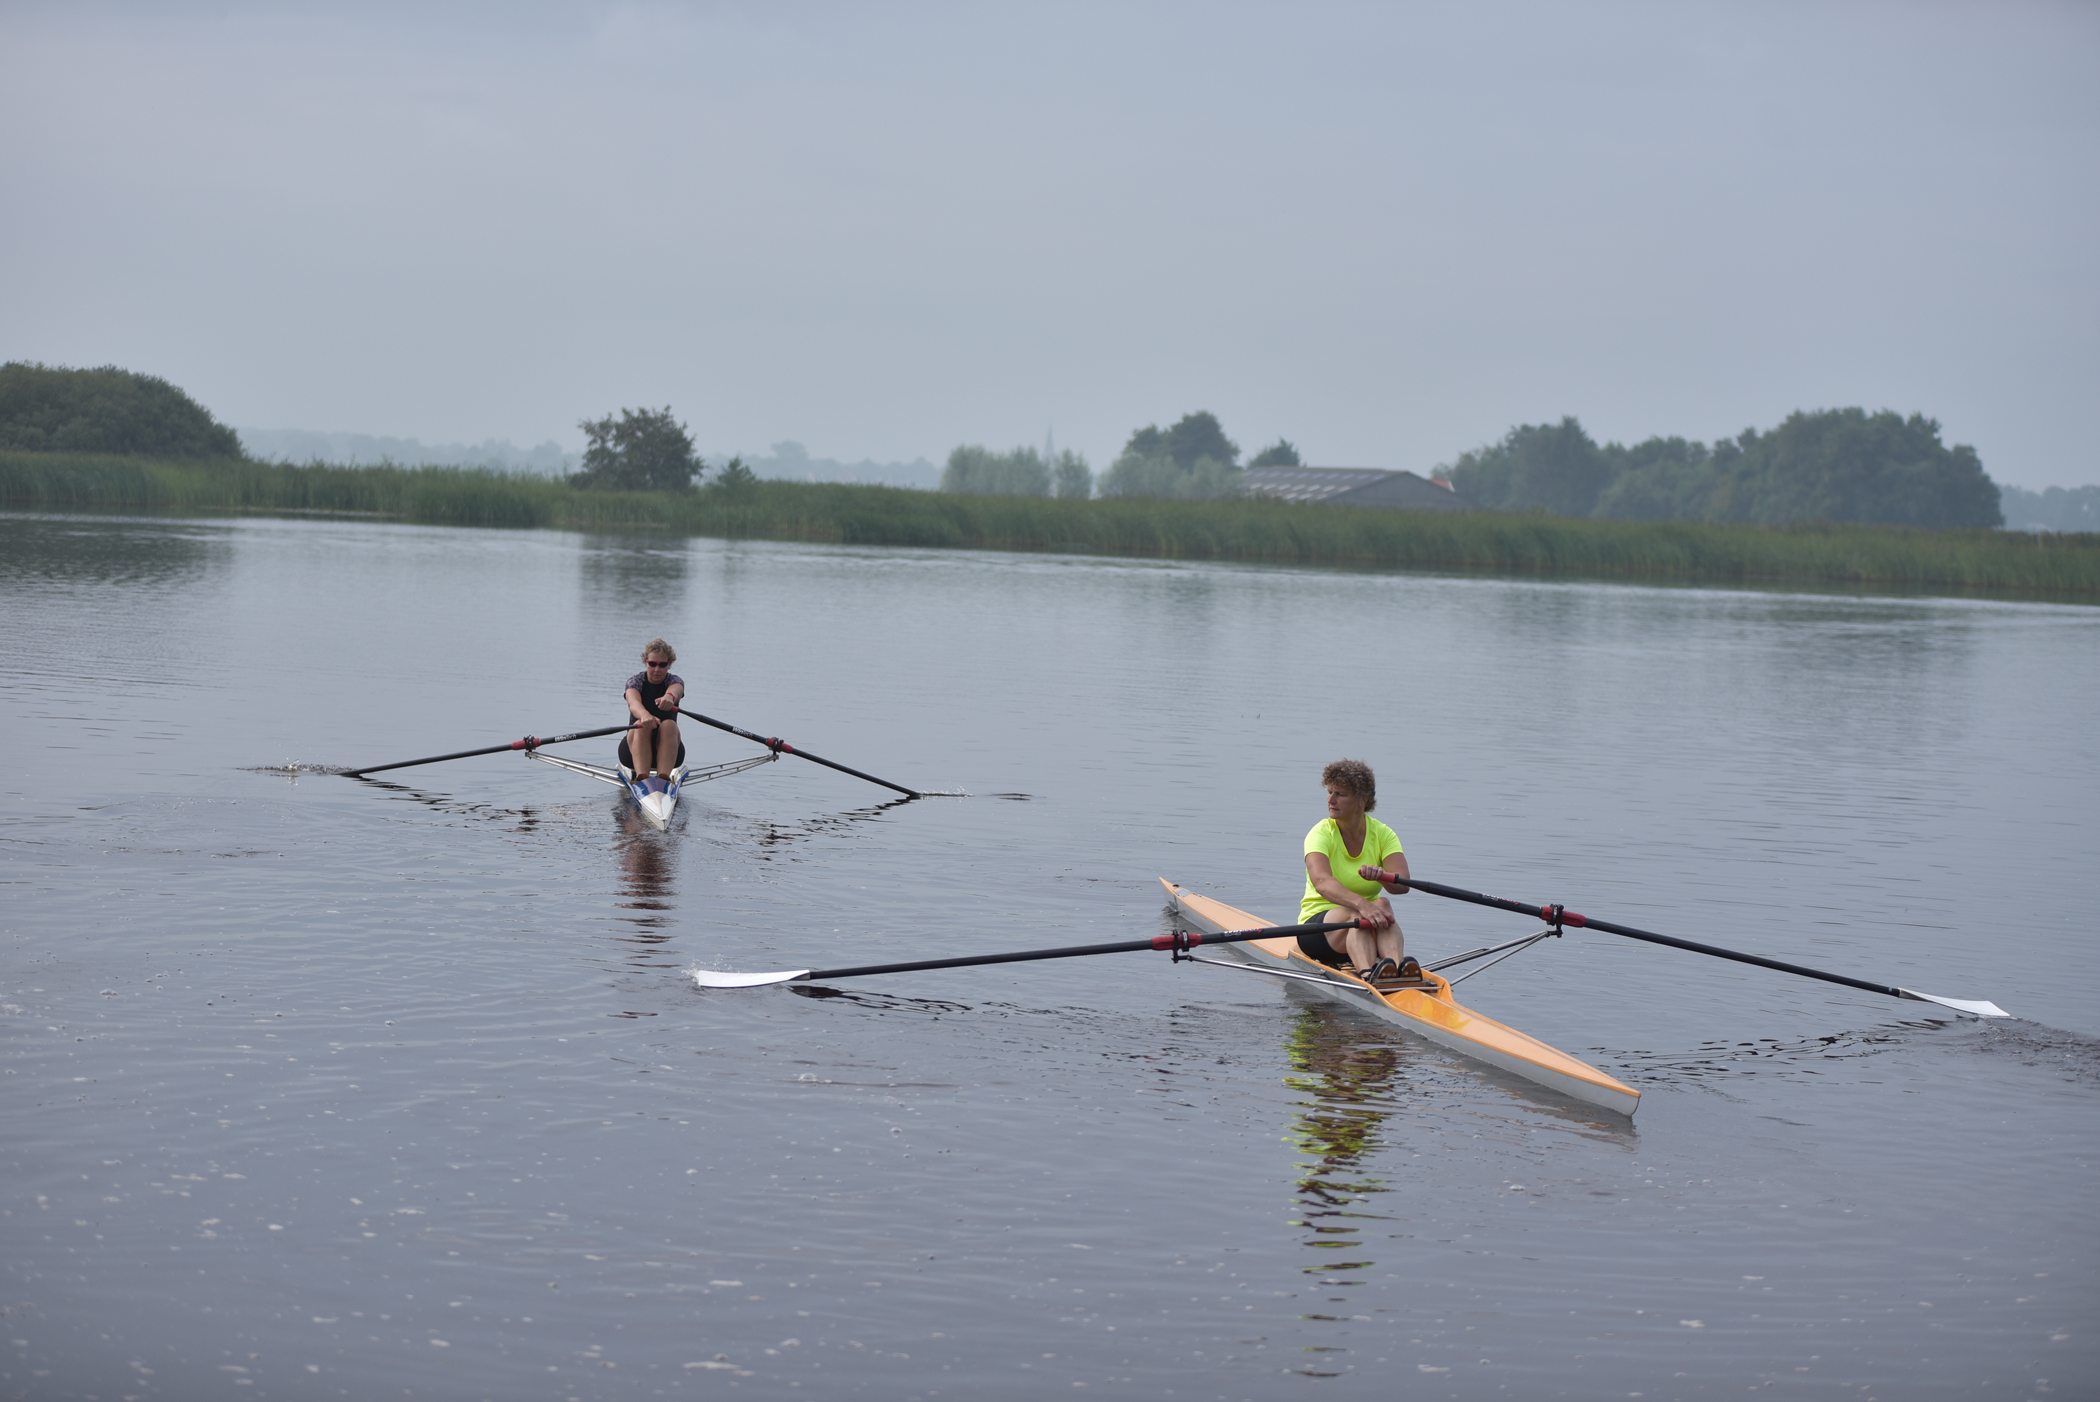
[1300,758,1419,983]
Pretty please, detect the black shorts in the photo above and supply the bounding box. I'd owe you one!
[1296,923,1352,968]
[617,735,687,769]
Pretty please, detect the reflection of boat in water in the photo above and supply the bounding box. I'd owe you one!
[1274,1005,1409,1370]
[1283,1005,1401,1273]
[607,801,682,969]
[1164,880,1640,1117]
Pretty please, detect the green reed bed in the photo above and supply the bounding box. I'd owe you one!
[5,452,2094,598]
[0,453,560,527]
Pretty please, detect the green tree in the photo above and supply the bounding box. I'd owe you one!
[0,362,243,459]
[1592,437,1717,520]
[1710,409,2000,528]
[571,406,701,491]
[1248,439,1301,468]
[708,454,758,500]
[1098,410,1245,500]
[1446,417,1612,516]
[1161,411,1239,472]
[1052,449,1093,499]
[941,445,1052,496]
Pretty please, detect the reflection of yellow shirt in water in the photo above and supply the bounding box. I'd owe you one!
[1301,817,1405,922]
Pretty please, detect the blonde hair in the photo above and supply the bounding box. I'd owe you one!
[640,637,677,664]
[1321,758,1376,812]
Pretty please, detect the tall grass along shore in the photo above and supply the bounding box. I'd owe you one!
[5,451,2094,599]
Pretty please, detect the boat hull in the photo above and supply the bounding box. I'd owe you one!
[624,766,686,828]
[1164,879,1639,1117]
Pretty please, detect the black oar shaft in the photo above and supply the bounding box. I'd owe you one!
[1399,875,1907,1001]
[1574,913,1905,999]
[804,920,1356,983]
[679,709,919,798]
[347,724,631,778]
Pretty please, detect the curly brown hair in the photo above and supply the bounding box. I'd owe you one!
[640,637,677,665]
[1321,759,1376,812]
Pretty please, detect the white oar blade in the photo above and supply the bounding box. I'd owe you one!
[693,968,810,989]
[1899,988,2010,1018]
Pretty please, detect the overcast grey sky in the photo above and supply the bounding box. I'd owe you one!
[4,1,2095,487]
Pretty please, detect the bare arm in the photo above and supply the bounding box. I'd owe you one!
[626,687,657,726]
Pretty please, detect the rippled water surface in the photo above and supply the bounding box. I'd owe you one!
[3,512,2096,1400]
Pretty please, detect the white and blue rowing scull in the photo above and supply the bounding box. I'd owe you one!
[343,710,921,824]
[343,720,795,827]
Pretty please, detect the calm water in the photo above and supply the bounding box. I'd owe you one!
[3,511,2096,1401]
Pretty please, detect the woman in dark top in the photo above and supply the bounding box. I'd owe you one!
[623,638,685,793]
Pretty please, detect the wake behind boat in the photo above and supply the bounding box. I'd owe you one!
[1164,879,1642,1116]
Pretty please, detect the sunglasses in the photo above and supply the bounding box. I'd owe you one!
[645,660,671,668]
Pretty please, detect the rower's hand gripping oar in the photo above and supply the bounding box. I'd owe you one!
[345,724,634,778]
[1379,873,2008,1018]
[677,708,920,799]
[694,919,1365,989]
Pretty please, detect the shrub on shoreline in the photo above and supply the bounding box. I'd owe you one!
[0,363,244,459]
[3,450,2093,599]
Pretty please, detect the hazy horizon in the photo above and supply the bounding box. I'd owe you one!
[4,2,2095,491]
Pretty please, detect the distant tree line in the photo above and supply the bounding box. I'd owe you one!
[1447,409,2003,529]
[747,440,941,490]
[0,362,243,459]
[14,362,2064,535]
[237,426,575,473]
[1999,484,2100,533]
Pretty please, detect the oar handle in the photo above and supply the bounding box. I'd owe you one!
[1397,875,1910,1001]
[346,723,632,777]
[678,709,920,798]
[801,919,1361,983]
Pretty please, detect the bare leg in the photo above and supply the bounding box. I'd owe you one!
[629,723,656,779]
[1322,910,1406,972]
[1377,924,1406,966]
[655,719,681,776]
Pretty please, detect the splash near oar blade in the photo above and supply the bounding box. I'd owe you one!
[692,920,1363,990]
[1394,875,2010,1018]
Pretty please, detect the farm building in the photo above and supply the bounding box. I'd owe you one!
[1242,465,1473,512]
